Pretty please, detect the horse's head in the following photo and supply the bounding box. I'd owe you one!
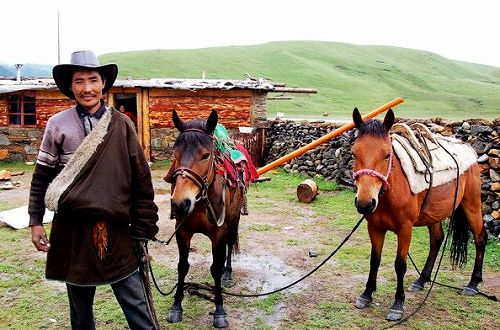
[170,109,218,218]
[351,108,395,214]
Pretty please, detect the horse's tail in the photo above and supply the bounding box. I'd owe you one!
[229,222,240,255]
[449,205,469,269]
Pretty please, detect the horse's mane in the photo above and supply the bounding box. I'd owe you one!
[358,119,388,138]
[173,119,213,152]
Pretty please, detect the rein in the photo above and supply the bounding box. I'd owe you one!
[353,150,393,191]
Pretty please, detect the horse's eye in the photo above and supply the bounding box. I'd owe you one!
[384,153,391,160]
[201,153,210,161]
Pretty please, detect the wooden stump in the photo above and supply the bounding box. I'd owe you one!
[297,179,319,203]
[0,170,12,181]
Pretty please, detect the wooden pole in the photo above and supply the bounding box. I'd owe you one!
[257,97,404,175]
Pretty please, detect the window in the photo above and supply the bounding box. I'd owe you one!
[8,92,36,126]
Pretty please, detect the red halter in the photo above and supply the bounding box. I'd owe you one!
[352,150,393,191]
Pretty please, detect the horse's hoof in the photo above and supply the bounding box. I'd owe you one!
[386,308,404,321]
[462,286,478,296]
[213,313,229,328]
[166,305,183,323]
[222,278,234,288]
[354,296,372,309]
[222,275,234,288]
[408,282,424,292]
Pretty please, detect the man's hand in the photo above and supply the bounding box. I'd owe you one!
[31,225,50,252]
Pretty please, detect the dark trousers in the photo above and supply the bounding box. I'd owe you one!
[66,270,157,330]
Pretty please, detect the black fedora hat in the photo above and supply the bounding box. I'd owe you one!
[52,50,118,100]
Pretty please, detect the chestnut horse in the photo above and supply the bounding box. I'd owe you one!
[351,108,487,321]
[165,110,244,328]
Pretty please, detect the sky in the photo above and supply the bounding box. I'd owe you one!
[2,0,500,68]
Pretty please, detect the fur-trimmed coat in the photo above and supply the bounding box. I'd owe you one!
[29,106,158,285]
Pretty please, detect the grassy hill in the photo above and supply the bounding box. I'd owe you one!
[100,41,500,120]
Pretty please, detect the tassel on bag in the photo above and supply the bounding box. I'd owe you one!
[93,220,108,260]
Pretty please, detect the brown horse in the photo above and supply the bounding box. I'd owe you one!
[351,108,487,321]
[165,110,245,328]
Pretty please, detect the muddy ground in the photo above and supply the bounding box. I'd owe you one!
[1,168,499,329]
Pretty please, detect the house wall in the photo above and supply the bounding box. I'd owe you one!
[1,88,267,162]
[34,90,74,128]
[0,90,73,161]
[148,89,257,160]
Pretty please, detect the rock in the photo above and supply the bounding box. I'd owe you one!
[0,149,8,160]
[483,214,494,223]
[0,182,14,190]
[491,182,500,192]
[489,157,500,169]
[491,169,500,182]
[470,125,493,135]
[477,154,489,163]
[489,149,500,157]
[461,122,471,130]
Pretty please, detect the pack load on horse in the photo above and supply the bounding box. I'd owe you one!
[163,109,258,328]
[351,108,487,321]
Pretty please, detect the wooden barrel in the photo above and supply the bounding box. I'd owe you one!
[297,179,319,203]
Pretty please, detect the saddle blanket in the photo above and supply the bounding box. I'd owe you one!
[392,132,477,194]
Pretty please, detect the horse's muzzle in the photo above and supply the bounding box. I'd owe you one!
[354,197,377,214]
[172,198,193,218]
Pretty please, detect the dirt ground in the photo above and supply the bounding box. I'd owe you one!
[1,168,500,329]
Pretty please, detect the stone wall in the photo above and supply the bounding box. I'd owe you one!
[0,127,42,162]
[264,118,500,238]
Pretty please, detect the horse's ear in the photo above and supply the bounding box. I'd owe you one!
[172,110,185,132]
[206,109,218,134]
[383,109,395,132]
[353,108,364,128]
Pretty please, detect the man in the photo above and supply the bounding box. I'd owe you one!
[28,50,160,329]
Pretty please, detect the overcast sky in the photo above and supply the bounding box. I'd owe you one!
[2,0,500,68]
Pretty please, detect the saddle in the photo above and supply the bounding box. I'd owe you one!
[213,124,259,189]
[391,123,477,194]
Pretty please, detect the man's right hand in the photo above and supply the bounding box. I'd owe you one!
[31,225,50,252]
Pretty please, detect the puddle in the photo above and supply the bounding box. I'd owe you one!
[234,253,308,294]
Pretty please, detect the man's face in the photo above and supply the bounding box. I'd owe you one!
[70,69,105,112]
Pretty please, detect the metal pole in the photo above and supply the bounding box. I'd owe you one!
[257,97,404,175]
[57,10,61,64]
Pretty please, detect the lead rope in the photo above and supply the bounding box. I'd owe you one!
[185,215,366,298]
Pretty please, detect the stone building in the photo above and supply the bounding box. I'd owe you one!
[0,78,314,163]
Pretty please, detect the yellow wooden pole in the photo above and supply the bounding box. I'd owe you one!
[257,97,404,175]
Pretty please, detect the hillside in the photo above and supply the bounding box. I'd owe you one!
[0,63,51,78]
[25,41,500,120]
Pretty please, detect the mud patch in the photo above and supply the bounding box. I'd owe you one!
[233,253,309,294]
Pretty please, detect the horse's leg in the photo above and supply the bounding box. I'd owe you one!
[409,222,444,292]
[460,202,487,295]
[167,230,192,323]
[211,234,229,328]
[223,214,240,288]
[387,225,412,321]
[222,243,234,288]
[355,225,386,309]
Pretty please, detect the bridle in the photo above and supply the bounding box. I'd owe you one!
[171,128,226,226]
[352,149,393,191]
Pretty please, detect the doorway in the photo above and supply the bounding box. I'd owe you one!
[114,93,138,130]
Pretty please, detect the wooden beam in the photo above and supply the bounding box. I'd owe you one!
[141,89,151,161]
[267,96,293,100]
[271,87,317,94]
